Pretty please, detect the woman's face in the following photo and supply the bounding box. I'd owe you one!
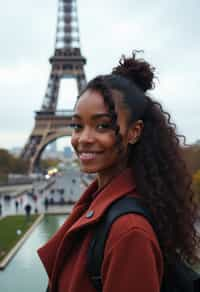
[71,89,136,176]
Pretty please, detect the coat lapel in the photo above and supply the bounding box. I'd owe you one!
[37,180,98,278]
[38,168,136,291]
[68,168,136,233]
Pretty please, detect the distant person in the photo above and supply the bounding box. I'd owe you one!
[0,202,2,216]
[59,196,65,205]
[4,194,11,202]
[59,188,64,195]
[49,197,54,205]
[33,194,38,203]
[44,197,49,212]
[15,200,19,213]
[24,204,32,220]
[72,178,76,184]
[38,52,200,292]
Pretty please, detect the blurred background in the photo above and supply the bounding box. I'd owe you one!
[0,0,200,291]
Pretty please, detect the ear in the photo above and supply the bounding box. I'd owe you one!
[128,120,144,144]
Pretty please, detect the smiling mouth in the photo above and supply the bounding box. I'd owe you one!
[78,152,103,161]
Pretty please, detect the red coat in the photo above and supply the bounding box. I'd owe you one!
[38,168,163,292]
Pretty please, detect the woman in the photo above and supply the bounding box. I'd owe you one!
[38,52,199,292]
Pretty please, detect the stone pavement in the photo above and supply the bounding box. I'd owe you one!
[0,184,33,197]
[0,167,89,217]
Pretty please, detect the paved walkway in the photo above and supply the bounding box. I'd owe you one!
[0,178,55,217]
[0,184,33,197]
[0,167,90,217]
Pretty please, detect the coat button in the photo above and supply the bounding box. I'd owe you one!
[86,210,94,218]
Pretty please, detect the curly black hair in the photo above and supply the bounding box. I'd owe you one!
[80,51,200,265]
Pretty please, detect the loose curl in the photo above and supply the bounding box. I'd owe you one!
[81,51,200,265]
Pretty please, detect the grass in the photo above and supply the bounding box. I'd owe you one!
[0,214,39,262]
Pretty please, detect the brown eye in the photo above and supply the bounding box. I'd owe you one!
[69,123,83,131]
[97,123,112,130]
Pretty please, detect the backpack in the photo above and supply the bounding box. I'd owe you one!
[87,196,200,292]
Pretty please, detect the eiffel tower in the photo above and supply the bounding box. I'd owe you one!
[21,0,86,173]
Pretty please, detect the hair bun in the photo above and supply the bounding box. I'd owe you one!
[112,51,156,92]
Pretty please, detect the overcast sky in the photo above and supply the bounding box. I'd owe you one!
[0,0,200,150]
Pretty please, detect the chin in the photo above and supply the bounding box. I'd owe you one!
[80,164,101,174]
[81,168,98,174]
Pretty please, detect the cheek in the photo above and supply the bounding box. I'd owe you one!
[100,134,118,151]
[70,132,117,151]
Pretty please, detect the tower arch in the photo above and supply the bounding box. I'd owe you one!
[21,0,86,173]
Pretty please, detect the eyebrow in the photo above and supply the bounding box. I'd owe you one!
[72,113,111,120]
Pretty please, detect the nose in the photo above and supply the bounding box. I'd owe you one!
[78,127,95,144]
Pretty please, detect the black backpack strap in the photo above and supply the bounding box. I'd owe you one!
[87,196,200,292]
[87,196,155,292]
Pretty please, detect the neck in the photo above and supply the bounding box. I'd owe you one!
[97,164,127,191]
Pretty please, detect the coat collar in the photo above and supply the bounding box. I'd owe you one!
[38,168,136,286]
[68,168,136,233]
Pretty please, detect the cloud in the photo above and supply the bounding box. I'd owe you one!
[0,131,29,149]
[0,63,47,85]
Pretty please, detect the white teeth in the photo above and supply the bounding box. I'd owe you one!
[79,153,97,159]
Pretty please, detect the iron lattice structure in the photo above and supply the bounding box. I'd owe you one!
[21,0,86,173]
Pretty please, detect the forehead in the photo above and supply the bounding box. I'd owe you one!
[75,90,108,113]
[74,89,130,125]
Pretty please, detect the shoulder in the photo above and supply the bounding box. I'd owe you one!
[104,212,162,259]
[102,213,164,290]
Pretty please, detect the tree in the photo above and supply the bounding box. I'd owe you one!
[0,149,28,183]
[182,145,200,175]
[193,170,200,204]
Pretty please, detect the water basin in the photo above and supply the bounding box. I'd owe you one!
[0,215,67,292]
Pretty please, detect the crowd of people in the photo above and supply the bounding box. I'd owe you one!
[0,178,79,217]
